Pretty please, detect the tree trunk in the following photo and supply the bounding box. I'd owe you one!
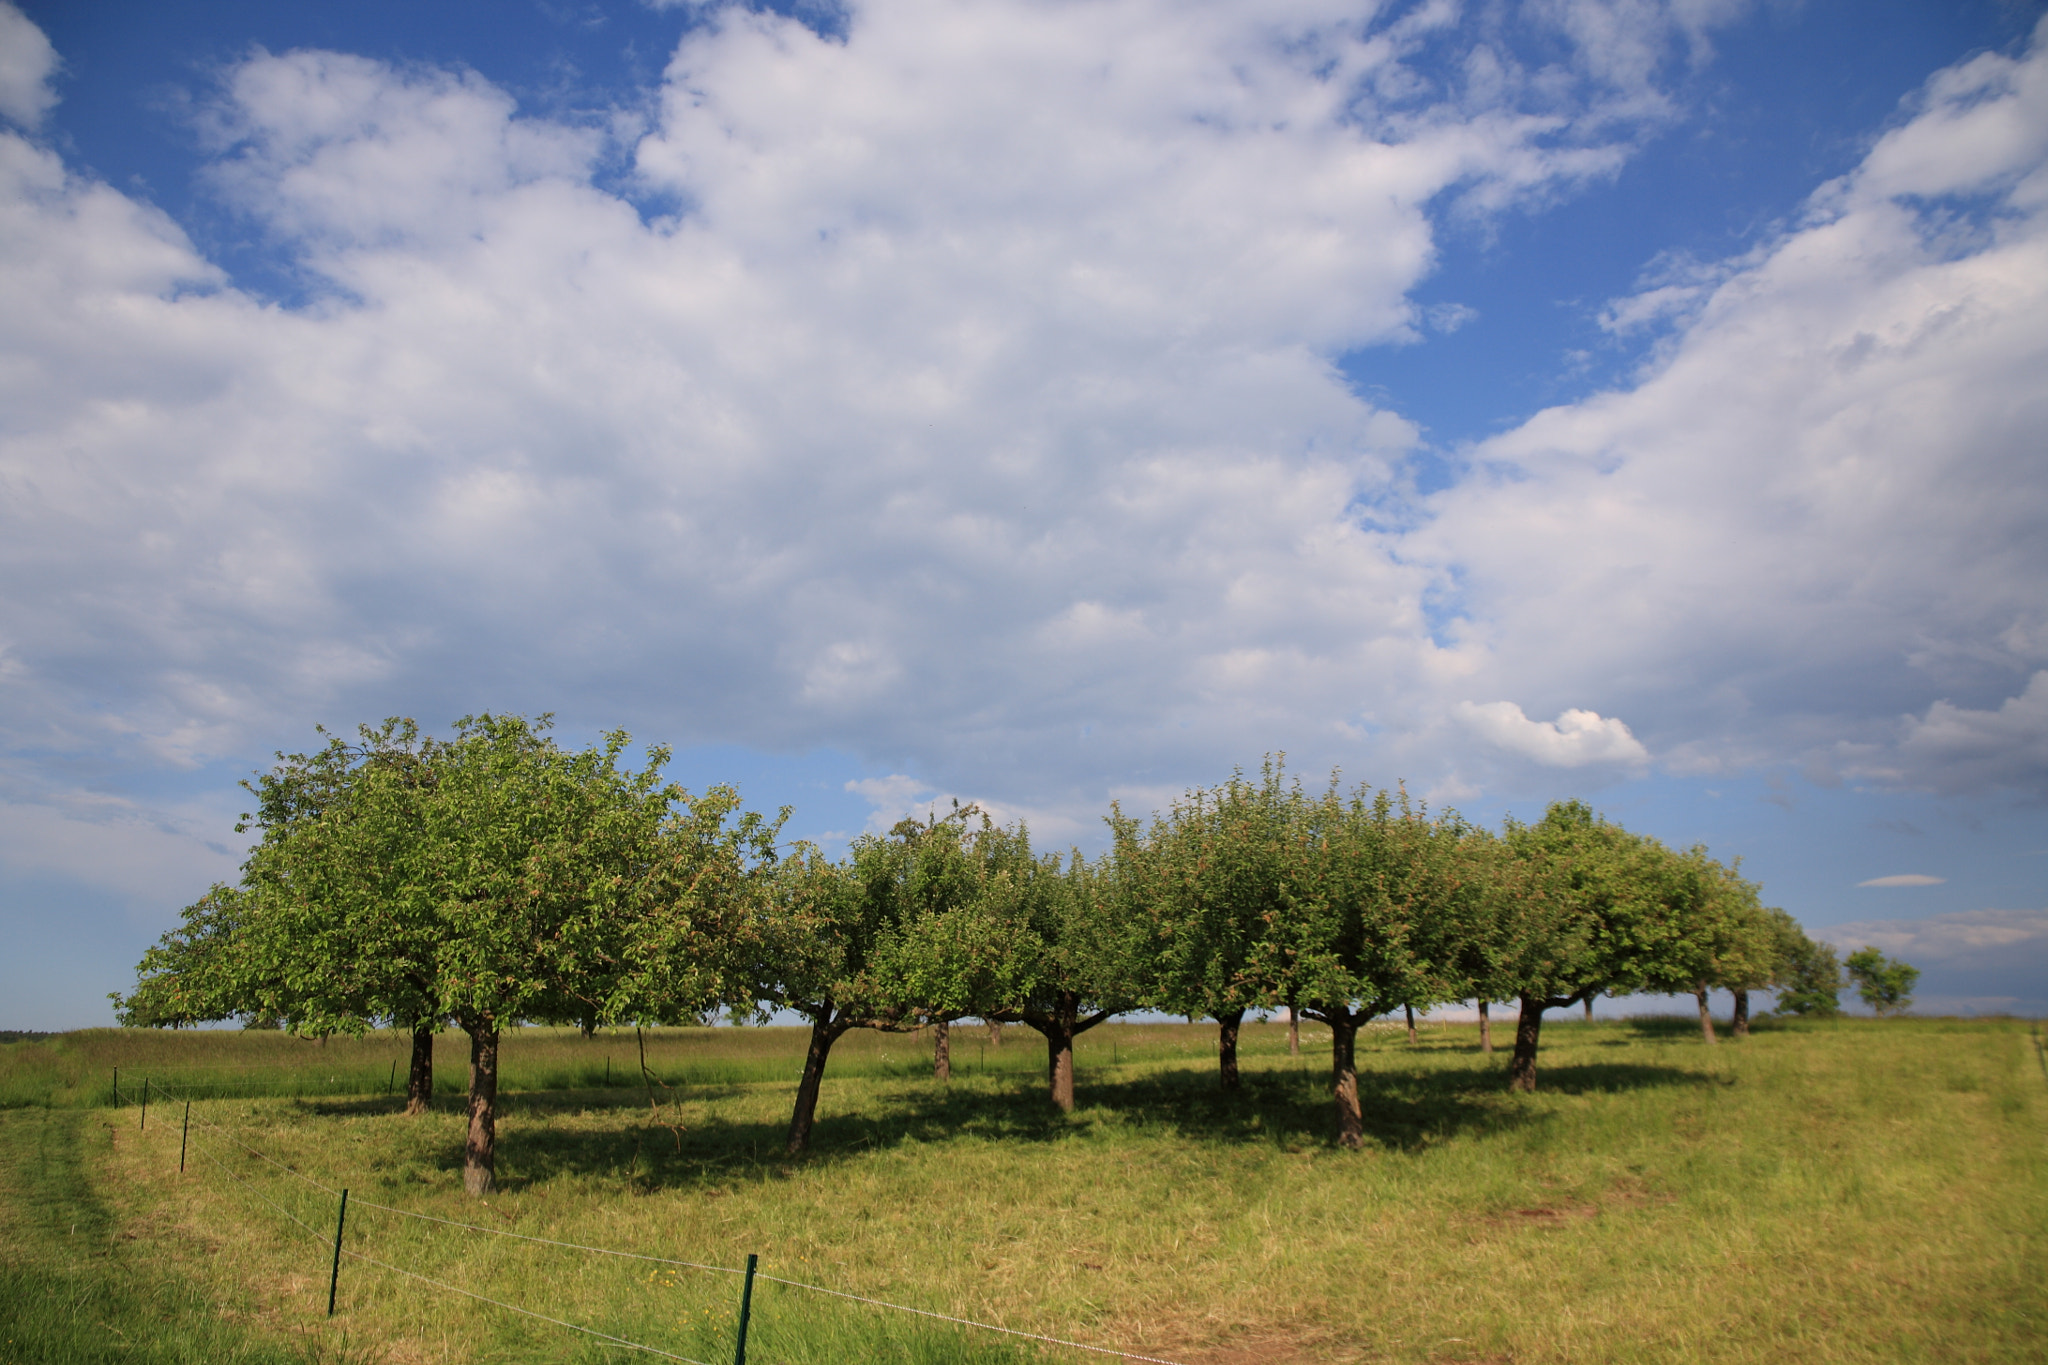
[1478,1000,1492,1055]
[1044,1016,1077,1112]
[986,1019,1002,1048]
[404,1023,435,1116]
[1216,1009,1244,1091]
[1404,1003,1417,1043]
[1017,993,1112,1112]
[1695,987,1718,1045]
[1731,989,1750,1038]
[1584,996,1594,1022]
[786,1014,847,1157]
[1508,995,1545,1093]
[1287,1002,1300,1056]
[463,1022,499,1197]
[933,1020,950,1082]
[1329,1014,1362,1149]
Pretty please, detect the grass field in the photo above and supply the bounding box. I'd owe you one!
[1,1015,2043,1364]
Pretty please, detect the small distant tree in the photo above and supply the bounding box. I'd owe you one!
[1845,946,1919,1016]
[1765,909,1842,1016]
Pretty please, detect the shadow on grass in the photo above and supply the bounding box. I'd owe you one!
[366,1048,1708,1195]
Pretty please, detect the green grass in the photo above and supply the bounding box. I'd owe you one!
[0,1022,1059,1110]
[2,1016,2043,1364]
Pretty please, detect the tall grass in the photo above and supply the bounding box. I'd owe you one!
[3,1016,2043,1363]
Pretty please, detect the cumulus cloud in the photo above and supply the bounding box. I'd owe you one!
[1415,16,2048,797]
[1880,671,2048,797]
[1856,874,1945,888]
[1455,700,1650,768]
[0,1,1723,840]
[0,2,57,129]
[0,1,2044,910]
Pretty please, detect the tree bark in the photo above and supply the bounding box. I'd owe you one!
[1046,1021,1076,1111]
[786,1012,850,1157]
[1216,1009,1245,1091]
[1731,989,1750,1038]
[1695,987,1718,1045]
[1584,996,1594,1022]
[1015,992,1112,1112]
[1287,1000,1300,1056]
[463,1022,499,1197]
[1404,1004,1417,1043]
[404,1023,435,1116]
[986,1019,1002,1048]
[1478,1000,1492,1055]
[1508,995,1545,1093]
[1329,1015,1362,1149]
[933,1020,950,1082]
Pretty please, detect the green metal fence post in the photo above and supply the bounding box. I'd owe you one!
[733,1252,758,1365]
[111,1067,119,1107]
[179,1101,190,1173]
[327,1189,349,1316]
[140,1076,149,1130]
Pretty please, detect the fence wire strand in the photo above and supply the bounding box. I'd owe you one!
[335,1244,717,1365]
[755,1274,1189,1365]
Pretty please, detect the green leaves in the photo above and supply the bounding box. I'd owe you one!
[123,713,781,1040]
[1845,946,1920,1016]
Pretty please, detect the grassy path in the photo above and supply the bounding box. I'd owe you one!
[0,1108,305,1364]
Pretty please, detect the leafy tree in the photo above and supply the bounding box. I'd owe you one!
[1253,783,1480,1148]
[975,832,1144,1113]
[753,806,991,1156]
[1500,801,1680,1092]
[423,714,764,1194]
[1637,846,1775,1045]
[1764,909,1842,1016]
[113,885,254,1028]
[1440,822,1539,1058]
[1120,761,1297,1090]
[124,713,766,1196]
[233,720,450,1112]
[1845,946,1919,1016]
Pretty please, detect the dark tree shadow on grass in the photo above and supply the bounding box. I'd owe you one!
[351,1049,1710,1195]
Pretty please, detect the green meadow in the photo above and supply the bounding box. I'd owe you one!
[1,1016,2042,1364]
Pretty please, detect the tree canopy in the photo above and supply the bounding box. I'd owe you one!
[122,730,1869,1170]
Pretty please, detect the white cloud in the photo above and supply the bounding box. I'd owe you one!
[1856,874,1945,888]
[1455,700,1650,768]
[3,0,1718,839]
[0,3,57,129]
[1886,671,2048,797]
[1415,16,2048,797]
[0,0,2044,914]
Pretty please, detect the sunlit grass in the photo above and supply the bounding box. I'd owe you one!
[3,1016,2043,1363]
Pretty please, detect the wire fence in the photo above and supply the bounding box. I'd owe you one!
[140,1074,1189,1365]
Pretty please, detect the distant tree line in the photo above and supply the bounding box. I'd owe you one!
[116,718,1900,1197]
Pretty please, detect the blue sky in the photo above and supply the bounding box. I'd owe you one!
[2,0,2044,1029]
